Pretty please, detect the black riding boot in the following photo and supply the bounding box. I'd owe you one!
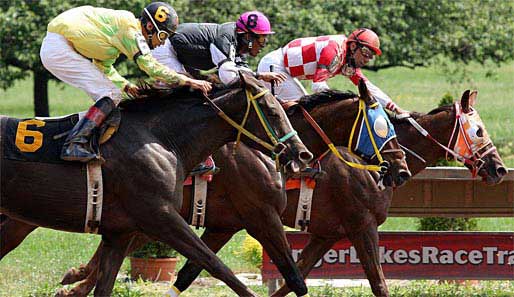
[61,97,115,162]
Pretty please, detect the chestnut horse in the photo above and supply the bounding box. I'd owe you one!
[1,81,411,296]
[52,90,504,297]
[0,72,313,297]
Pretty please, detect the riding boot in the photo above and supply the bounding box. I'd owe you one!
[61,97,115,162]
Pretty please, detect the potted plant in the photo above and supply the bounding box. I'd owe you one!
[130,241,179,282]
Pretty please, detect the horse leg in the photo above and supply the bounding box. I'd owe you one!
[56,233,151,297]
[172,229,235,294]
[93,233,134,297]
[272,234,338,297]
[348,222,389,297]
[137,209,257,296]
[0,217,37,260]
[245,207,307,297]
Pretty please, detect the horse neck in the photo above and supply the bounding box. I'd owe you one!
[149,91,246,173]
[396,109,456,175]
[290,98,360,157]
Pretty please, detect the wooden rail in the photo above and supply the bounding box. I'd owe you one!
[390,167,514,217]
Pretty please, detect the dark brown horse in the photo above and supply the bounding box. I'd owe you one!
[1,81,411,296]
[0,72,313,297]
[53,89,504,297]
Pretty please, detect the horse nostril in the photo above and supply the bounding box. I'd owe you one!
[299,151,314,164]
[497,166,507,177]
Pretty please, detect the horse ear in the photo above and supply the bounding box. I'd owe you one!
[460,90,471,113]
[238,70,248,88]
[357,79,369,101]
[469,90,478,107]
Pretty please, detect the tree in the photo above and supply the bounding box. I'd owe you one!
[1,0,513,116]
[0,0,148,116]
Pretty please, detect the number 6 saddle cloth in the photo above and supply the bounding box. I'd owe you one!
[1,110,120,164]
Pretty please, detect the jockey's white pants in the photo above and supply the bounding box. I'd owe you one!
[40,32,122,105]
[151,39,186,73]
[257,49,308,102]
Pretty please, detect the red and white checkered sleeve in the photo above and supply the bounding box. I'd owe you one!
[313,41,338,83]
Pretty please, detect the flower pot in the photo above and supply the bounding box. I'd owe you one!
[130,257,179,282]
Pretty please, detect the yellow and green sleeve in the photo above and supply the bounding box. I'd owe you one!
[93,59,130,90]
[136,54,187,86]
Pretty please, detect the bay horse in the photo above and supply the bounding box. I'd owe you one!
[53,89,503,297]
[1,80,412,296]
[267,90,507,296]
[0,72,313,297]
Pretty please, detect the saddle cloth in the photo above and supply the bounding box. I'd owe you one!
[2,110,120,164]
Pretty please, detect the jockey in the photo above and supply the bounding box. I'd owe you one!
[151,11,286,86]
[257,28,408,114]
[40,2,212,162]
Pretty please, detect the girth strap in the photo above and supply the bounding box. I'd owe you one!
[294,178,315,232]
[85,160,103,233]
[192,175,208,228]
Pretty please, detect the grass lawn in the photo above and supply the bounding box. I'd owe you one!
[0,62,512,296]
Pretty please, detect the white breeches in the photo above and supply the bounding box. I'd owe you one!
[40,32,122,105]
[257,49,308,102]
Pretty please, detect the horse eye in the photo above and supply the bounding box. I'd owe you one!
[476,127,483,137]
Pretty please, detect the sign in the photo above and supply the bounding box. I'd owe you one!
[262,231,514,280]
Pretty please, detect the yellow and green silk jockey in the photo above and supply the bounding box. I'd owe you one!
[48,6,185,90]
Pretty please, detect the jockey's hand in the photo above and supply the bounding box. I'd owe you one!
[124,83,140,97]
[185,78,212,96]
[394,106,410,116]
[258,72,287,84]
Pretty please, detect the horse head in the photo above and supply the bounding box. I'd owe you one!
[238,71,313,174]
[456,90,506,184]
[357,79,411,188]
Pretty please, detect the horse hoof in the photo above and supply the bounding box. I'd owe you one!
[61,265,88,285]
[54,288,69,297]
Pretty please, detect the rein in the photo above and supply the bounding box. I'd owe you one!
[300,99,390,174]
[202,88,297,169]
[404,102,496,177]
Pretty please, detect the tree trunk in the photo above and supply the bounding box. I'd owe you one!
[33,70,49,117]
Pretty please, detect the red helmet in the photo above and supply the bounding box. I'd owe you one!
[347,28,382,56]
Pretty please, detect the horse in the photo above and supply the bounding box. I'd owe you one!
[0,72,313,297]
[1,80,412,296]
[52,89,504,297]
[267,90,506,296]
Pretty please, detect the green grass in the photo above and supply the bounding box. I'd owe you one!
[1,63,513,295]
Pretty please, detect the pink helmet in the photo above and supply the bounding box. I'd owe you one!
[236,11,274,35]
[348,28,382,56]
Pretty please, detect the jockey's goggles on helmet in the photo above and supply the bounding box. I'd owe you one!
[359,45,375,59]
[144,8,174,42]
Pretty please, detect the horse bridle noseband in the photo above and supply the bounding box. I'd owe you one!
[402,102,497,177]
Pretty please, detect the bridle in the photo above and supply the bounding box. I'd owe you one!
[403,102,497,177]
[203,87,298,170]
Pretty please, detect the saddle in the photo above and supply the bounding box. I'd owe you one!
[2,109,120,164]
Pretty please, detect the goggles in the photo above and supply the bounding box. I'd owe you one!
[252,34,269,46]
[359,45,375,59]
[144,8,173,42]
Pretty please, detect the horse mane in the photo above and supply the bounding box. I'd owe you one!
[388,104,453,126]
[119,82,237,112]
[297,89,358,111]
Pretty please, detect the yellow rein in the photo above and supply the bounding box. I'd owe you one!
[215,88,279,153]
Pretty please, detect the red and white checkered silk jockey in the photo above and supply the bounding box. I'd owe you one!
[257,34,398,112]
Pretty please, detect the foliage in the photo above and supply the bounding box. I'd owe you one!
[130,241,178,259]
[418,92,477,232]
[1,0,513,115]
[236,234,262,269]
